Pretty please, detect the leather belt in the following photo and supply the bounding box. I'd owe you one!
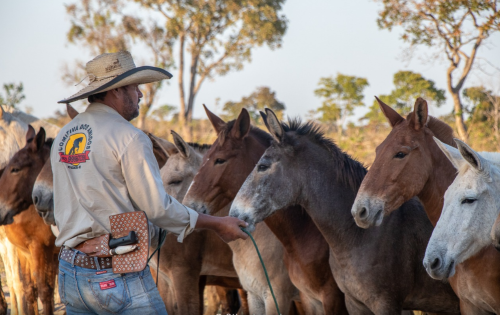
[60,248,113,270]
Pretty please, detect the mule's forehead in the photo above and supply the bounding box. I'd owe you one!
[445,168,490,199]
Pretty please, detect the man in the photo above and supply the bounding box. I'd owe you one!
[53,51,248,314]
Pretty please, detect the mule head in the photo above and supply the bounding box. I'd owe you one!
[0,126,52,225]
[229,109,306,231]
[183,105,270,216]
[0,105,30,169]
[160,131,207,201]
[352,97,452,228]
[33,159,55,225]
[424,137,500,280]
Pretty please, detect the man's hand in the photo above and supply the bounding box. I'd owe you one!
[195,213,249,243]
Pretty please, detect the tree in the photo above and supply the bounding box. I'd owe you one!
[463,85,500,144]
[222,86,285,122]
[362,70,446,124]
[314,74,369,137]
[66,0,288,138]
[377,0,500,141]
[0,82,25,108]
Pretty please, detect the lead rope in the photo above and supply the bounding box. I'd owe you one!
[241,227,281,315]
[148,228,166,285]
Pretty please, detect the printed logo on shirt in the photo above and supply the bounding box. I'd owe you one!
[58,123,93,169]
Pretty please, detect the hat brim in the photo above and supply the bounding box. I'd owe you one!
[58,66,172,103]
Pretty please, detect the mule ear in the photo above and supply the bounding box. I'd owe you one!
[231,108,251,139]
[31,127,46,152]
[147,133,168,169]
[171,130,190,158]
[264,108,284,143]
[433,137,464,170]
[0,105,5,119]
[259,111,271,132]
[409,98,428,131]
[26,125,36,143]
[376,96,404,128]
[66,103,79,120]
[203,104,226,134]
[455,139,484,172]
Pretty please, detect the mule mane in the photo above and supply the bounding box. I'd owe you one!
[219,119,273,147]
[406,112,456,148]
[187,142,212,154]
[281,118,367,191]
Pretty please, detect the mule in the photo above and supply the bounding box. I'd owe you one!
[185,106,347,314]
[149,131,247,315]
[351,97,500,314]
[0,126,59,315]
[229,108,460,315]
[424,139,500,282]
[183,107,302,315]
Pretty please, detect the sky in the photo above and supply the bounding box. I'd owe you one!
[0,0,499,122]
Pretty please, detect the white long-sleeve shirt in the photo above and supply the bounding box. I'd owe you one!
[52,102,198,248]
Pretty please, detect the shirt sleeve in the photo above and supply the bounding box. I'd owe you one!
[120,132,199,242]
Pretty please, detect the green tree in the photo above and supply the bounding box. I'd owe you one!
[362,70,446,124]
[66,0,288,138]
[314,74,369,137]
[151,104,177,122]
[222,86,285,122]
[377,0,500,141]
[463,86,500,145]
[0,82,25,108]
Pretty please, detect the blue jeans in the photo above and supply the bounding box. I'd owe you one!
[58,258,167,315]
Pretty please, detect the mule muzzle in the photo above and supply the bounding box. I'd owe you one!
[351,195,385,229]
[423,253,455,280]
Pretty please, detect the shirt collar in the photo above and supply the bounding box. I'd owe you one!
[86,102,123,117]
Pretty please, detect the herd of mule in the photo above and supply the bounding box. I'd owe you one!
[0,96,500,314]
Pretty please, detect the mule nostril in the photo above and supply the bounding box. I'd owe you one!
[33,196,39,205]
[430,257,441,270]
[359,207,368,219]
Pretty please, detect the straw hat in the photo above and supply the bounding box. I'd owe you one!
[58,51,172,103]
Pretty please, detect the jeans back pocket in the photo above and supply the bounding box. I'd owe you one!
[88,274,131,313]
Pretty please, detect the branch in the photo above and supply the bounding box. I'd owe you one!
[455,33,483,92]
[193,49,231,95]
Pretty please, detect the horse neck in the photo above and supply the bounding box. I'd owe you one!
[296,143,366,249]
[418,134,457,226]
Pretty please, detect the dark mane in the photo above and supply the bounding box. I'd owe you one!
[219,119,273,147]
[187,142,212,154]
[281,118,367,191]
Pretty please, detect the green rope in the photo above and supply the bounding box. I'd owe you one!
[241,227,281,315]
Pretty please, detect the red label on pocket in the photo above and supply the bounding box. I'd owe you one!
[99,279,116,290]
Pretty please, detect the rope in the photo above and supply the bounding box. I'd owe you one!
[241,227,281,315]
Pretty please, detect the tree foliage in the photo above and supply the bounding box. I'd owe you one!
[377,0,500,140]
[314,74,369,128]
[222,86,285,122]
[0,82,25,108]
[363,70,446,124]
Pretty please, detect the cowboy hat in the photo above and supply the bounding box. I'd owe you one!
[58,51,172,103]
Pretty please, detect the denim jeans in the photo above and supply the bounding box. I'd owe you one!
[58,257,167,315]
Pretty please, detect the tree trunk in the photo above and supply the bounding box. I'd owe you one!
[178,34,188,138]
[137,104,151,130]
[450,91,468,141]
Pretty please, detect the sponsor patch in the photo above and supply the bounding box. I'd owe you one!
[57,123,93,168]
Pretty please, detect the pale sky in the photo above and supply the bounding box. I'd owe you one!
[1,0,499,122]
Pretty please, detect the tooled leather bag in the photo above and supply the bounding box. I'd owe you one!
[74,211,150,273]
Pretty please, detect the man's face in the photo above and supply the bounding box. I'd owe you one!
[119,84,143,121]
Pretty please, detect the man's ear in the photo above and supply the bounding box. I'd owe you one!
[376,96,404,128]
[26,125,36,143]
[264,108,284,143]
[171,130,190,158]
[66,103,79,120]
[204,104,226,134]
[231,108,251,139]
[433,137,464,170]
[409,98,428,131]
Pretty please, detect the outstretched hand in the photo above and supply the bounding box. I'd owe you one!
[195,213,249,242]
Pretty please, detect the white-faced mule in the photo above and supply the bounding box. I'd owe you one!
[229,108,460,315]
[424,138,500,283]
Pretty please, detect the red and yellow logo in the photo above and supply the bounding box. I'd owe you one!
[59,133,91,165]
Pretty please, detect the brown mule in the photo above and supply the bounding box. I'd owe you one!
[184,106,347,315]
[352,97,500,314]
[0,126,59,315]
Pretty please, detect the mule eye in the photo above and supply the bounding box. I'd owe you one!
[168,180,182,186]
[11,168,20,173]
[394,152,407,159]
[258,164,269,172]
[214,158,226,165]
[461,198,477,204]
